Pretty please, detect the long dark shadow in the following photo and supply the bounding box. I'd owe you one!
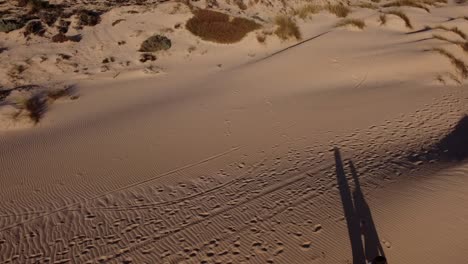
[334,147,365,263]
[349,160,385,261]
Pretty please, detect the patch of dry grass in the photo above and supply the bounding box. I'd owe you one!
[335,18,366,29]
[432,25,466,40]
[186,9,261,43]
[433,34,468,53]
[355,2,379,9]
[379,13,387,25]
[294,4,321,19]
[386,10,413,29]
[16,94,48,124]
[326,4,351,18]
[274,15,302,40]
[432,48,468,79]
[382,0,429,12]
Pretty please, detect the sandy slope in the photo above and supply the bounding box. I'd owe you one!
[0,1,468,263]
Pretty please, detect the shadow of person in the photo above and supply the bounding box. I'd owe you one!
[334,147,365,263]
[349,160,385,262]
[333,147,385,264]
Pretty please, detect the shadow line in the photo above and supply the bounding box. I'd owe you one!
[334,147,385,264]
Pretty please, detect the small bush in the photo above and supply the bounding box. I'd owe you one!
[25,94,48,123]
[294,4,321,19]
[47,86,76,101]
[140,53,157,63]
[0,18,24,33]
[256,32,267,43]
[379,14,387,25]
[51,32,69,43]
[139,35,172,52]
[38,8,61,26]
[386,10,413,29]
[77,10,101,26]
[274,15,301,40]
[26,0,50,13]
[186,9,261,43]
[24,20,45,36]
[335,18,366,29]
[326,4,351,17]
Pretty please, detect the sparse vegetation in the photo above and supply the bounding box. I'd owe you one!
[234,0,248,10]
[432,48,468,79]
[8,65,27,80]
[379,13,387,25]
[382,0,430,12]
[186,9,261,44]
[326,4,351,18]
[23,0,50,13]
[51,32,69,43]
[432,25,466,40]
[355,2,378,9]
[22,94,48,123]
[140,53,157,63]
[24,20,45,36]
[294,4,321,19]
[256,32,267,43]
[47,86,76,101]
[335,18,366,29]
[139,35,172,52]
[0,18,24,33]
[77,10,101,26]
[386,10,413,29]
[112,19,125,27]
[274,15,302,40]
[432,34,468,53]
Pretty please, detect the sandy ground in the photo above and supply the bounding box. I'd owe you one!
[1,0,468,263]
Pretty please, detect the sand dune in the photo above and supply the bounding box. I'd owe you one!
[1,0,468,263]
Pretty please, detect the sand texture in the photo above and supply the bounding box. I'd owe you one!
[1,0,468,263]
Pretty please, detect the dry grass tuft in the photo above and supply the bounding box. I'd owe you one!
[432,25,466,40]
[294,4,321,19]
[355,2,379,9]
[432,48,468,79]
[186,9,261,43]
[274,15,302,40]
[379,13,387,25]
[335,18,366,29]
[432,34,468,53]
[326,4,351,18]
[386,10,413,29]
[22,0,50,13]
[22,94,48,123]
[433,34,453,43]
[382,0,429,12]
[47,86,77,101]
